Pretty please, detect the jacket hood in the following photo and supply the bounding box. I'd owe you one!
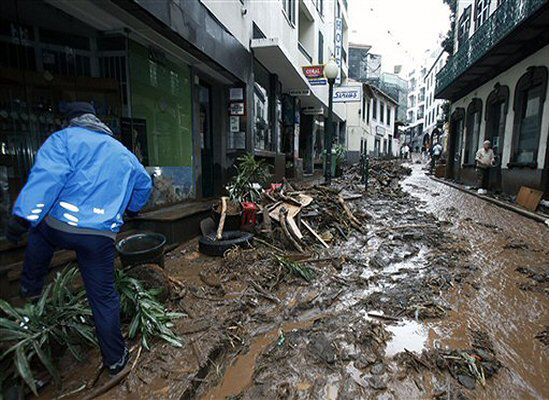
[69,113,113,136]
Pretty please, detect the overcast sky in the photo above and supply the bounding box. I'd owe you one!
[348,0,451,75]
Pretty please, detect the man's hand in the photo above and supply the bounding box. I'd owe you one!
[6,215,30,244]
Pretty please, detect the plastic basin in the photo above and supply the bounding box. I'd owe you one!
[116,232,166,268]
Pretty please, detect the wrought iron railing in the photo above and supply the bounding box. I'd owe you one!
[436,0,547,95]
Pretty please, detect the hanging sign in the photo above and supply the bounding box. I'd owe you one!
[334,18,343,85]
[302,65,324,80]
[289,89,311,96]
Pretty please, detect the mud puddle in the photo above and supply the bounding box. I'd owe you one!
[202,315,324,400]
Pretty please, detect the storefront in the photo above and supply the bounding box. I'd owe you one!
[0,0,252,246]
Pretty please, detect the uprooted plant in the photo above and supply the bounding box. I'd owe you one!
[0,265,183,395]
[226,153,271,203]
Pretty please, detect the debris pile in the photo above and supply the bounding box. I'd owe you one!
[397,330,502,392]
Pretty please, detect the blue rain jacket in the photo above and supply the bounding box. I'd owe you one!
[13,126,152,233]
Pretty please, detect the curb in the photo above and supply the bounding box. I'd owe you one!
[428,176,548,225]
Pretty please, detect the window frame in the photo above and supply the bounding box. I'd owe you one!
[281,0,296,27]
[509,66,548,167]
[463,98,483,166]
[458,6,472,48]
[474,0,491,30]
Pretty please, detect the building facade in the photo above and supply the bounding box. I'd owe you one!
[342,81,371,163]
[424,51,449,146]
[0,0,351,284]
[406,66,427,151]
[367,84,399,158]
[436,0,549,195]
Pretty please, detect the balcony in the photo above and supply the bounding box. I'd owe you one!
[436,0,549,101]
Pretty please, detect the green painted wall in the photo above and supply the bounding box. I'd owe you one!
[129,41,193,167]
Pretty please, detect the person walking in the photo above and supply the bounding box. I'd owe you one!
[475,140,495,194]
[6,102,152,376]
[430,141,443,174]
[401,144,410,160]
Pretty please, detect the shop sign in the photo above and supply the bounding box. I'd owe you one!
[230,116,240,132]
[375,126,386,137]
[229,87,244,101]
[229,102,245,116]
[333,86,362,103]
[334,18,343,85]
[289,89,311,96]
[303,107,324,115]
[302,65,324,80]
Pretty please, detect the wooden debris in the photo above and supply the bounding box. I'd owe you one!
[216,196,228,240]
[279,207,305,253]
[302,220,329,248]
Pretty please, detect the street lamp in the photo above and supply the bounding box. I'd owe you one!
[324,58,339,185]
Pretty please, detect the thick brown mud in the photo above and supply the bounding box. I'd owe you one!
[402,167,549,399]
[36,162,548,400]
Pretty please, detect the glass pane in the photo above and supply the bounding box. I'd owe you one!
[516,92,540,163]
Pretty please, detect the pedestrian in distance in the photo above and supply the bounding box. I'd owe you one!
[430,141,443,174]
[475,140,495,194]
[401,144,410,160]
[6,102,152,377]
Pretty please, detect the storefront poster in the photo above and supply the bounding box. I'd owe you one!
[229,102,245,116]
[230,116,240,132]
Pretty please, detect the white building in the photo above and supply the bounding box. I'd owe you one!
[436,0,549,195]
[203,0,350,175]
[342,81,371,163]
[424,50,448,144]
[406,66,427,151]
[343,82,398,160]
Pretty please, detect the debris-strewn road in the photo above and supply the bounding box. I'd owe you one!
[40,162,548,400]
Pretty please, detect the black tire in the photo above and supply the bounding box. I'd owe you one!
[198,231,254,257]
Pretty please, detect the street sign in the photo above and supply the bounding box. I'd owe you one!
[309,78,327,86]
[289,89,311,96]
[302,65,324,80]
[333,86,362,103]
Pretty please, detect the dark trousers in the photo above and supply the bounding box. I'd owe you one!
[21,222,125,367]
[477,167,489,189]
[430,155,439,173]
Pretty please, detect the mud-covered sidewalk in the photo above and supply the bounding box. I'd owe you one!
[41,162,548,400]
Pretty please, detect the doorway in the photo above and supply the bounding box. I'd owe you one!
[485,101,506,190]
[199,82,214,198]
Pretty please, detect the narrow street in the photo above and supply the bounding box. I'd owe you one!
[40,162,546,400]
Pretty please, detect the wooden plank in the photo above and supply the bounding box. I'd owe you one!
[286,216,304,240]
[516,186,543,212]
[302,220,329,249]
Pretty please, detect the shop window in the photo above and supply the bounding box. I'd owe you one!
[253,61,273,151]
[148,60,158,87]
[510,67,547,165]
[474,0,491,30]
[458,6,471,48]
[464,98,482,165]
[485,83,509,162]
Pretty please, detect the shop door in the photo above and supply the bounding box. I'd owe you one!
[486,102,506,190]
[450,119,464,180]
[199,82,214,198]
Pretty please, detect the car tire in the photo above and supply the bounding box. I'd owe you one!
[198,231,254,257]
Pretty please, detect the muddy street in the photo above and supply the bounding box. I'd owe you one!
[37,162,548,400]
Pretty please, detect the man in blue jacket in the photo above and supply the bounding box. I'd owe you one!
[6,102,152,376]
